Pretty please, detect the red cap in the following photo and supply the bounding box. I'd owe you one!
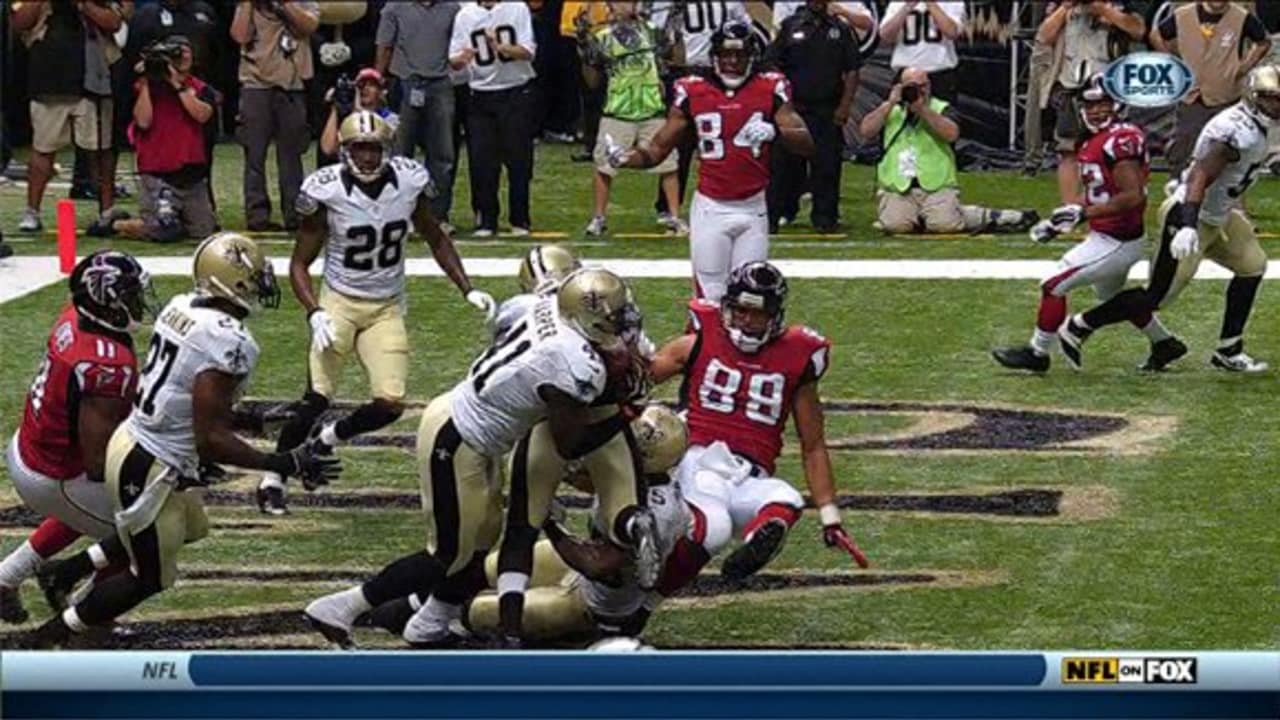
[355,68,384,87]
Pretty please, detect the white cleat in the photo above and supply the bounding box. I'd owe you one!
[1210,351,1269,373]
[303,590,362,649]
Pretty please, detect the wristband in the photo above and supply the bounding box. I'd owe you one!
[819,503,841,527]
[1176,202,1200,229]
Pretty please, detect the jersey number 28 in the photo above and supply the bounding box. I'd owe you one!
[344,220,408,271]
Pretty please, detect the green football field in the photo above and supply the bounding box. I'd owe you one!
[0,143,1277,650]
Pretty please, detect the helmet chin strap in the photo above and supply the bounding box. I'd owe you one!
[726,326,765,353]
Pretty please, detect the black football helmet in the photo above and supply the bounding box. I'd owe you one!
[1078,72,1121,134]
[721,261,788,353]
[69,250,156,333]
[709,22,762,90]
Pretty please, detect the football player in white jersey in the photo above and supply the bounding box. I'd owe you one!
[1056,65,1280,373]
[308,405,692,648]
[493,244,584,336]
[22,233,340,648]
[304,268,653,648]
[258,111,496,515]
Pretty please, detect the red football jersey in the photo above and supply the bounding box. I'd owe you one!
[1076,122,1148,241]
[17,307,138,480]
[675,72,791,201]
[681,300,831,474]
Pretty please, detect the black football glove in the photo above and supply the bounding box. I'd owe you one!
[232,402,299,436]
[288,439,342,491]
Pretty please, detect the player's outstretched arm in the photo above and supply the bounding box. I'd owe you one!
[619,106,688,169]
[290,207,327,315]
[775,102,816,157]
[648,334,695,385]
[795,381,870,568]
[543,520,628,584]
[78,395,131,484]
[193,370,339,483]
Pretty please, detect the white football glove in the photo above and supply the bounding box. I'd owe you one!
[604,133,630,168]
[1049,203,1084,232]
[1029,219,1059,244]
[308,310,337,353]
[466,289,497,322]
[740,115,777,148]
[1170,226,1200,260]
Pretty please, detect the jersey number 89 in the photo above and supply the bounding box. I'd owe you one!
[699,358,785,425]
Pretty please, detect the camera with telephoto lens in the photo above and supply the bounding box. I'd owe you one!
[142,39,186,81]
[900,84,920,106]
[332,75,357,116]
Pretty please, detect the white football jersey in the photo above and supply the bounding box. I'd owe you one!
[884,0,964,72]
[574,482,691,619]
[1180,103,1271,226]
[298,157,432,301]
[450,294,607,456]
[127,294,260,478]
[649,1,749,68]
[449,1,537,91]
[493,293,538,340]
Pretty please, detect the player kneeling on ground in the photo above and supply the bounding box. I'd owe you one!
[649,261,868,582]
[257,110,494,515]
[21,234,340,648]
[992,74,1184,373]
[1,252,154,624]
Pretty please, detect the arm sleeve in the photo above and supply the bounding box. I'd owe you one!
[295,172,327,217]
[375,4,396,48]
[673,77,695,119]
[799,333,832,385]
[517,4,537,55]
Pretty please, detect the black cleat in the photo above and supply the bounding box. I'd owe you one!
[35,562,74,613]
[16,615,72,649]
[991,345,1050,373]
[1057,319,1092,370]
[304,613,355,650]
[360,597,416,636]
[1139,337,1189,372]
[720,519,789,581]
[0,585,29,624]
[256,485,289,516]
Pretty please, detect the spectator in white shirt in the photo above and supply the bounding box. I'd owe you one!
[879,1,965,99]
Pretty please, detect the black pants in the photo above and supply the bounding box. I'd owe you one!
[579,56,606,155]
[467,83,535,230]
[770,107,844,228]
[451,83,479,222]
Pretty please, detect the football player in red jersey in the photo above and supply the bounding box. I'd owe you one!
[611,23,814,302]
[649,261,867,580]
[992,75,1186,373]
[0,251,155,623]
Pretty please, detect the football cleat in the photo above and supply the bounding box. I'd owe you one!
[35,562,74,613]
[721,518,789,581]
[256,485,289,516]
[1057,319,1092,370]
[1139,337,1188,372]
[304,594,358,649]
[362,597,416,636]
[1210,351,1269,373]
[991,345,1050,373]
[628,509,662,591]
[0,585,29,624]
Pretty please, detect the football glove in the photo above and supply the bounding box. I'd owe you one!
[466,289,497,322]
[819,504,869,568]
[288,439,342,491]
[1170,226,1200,260]
[739,115,777,151]
[309,309,338,353]
[604,133,630,168]
[1029,219,1059,244]
[231,402,299,436]
[1049,203,1085,232]
[177,463,230,491]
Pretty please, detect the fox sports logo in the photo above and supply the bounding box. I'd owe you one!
[1102,53,1194,108]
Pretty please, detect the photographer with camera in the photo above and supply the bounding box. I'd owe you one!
[860,67,1037,235]
[87,36,217,242]
[319,68,399,162]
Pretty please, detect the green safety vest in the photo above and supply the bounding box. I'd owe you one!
[876,98,959,193]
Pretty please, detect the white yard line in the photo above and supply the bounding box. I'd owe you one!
[2,255,1274,306]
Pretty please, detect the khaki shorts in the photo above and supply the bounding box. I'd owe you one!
[30,96,114,153]
[139,175,217,242]
[877,187,966,234]
[105,425,209,591]
[1148,195,1268,308]
[594,116,676,177]
[308,286,409,401]
[416,393,504,576]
